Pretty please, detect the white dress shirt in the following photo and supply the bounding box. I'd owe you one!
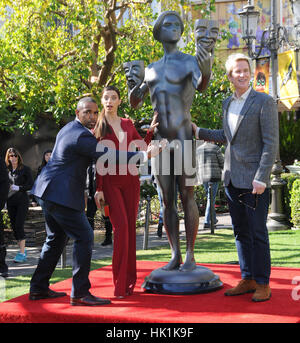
[227,87,252,136]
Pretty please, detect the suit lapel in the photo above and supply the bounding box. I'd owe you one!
[223,95,233,142]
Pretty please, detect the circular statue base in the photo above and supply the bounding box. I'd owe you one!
[142,265,223,295]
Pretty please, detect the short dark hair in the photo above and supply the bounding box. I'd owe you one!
[76,97,97,111]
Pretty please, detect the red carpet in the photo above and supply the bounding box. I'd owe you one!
[0,261,299,323]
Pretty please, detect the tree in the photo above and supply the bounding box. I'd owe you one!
[0,0,160,132]
[0,0,226,133]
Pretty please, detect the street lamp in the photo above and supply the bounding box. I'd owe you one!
[239,2,260,57]
[238,0,300,231]
[290,0,300,77]
[239,0,299,60]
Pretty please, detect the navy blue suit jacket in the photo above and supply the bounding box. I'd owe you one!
[31,120,144,211]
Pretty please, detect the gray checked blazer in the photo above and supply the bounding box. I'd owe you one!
[197,89,279,189]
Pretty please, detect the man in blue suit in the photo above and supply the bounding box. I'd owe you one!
[30,97,160,306]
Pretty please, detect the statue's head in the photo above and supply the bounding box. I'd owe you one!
[123,60,145,90]
[194,19,219,53]
[153,11,184,43]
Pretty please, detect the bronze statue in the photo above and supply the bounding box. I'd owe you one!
[122,60,145,108]
[123,12,219,276]
[194,19,219,55]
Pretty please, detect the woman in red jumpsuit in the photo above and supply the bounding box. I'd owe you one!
[94,86,157,298]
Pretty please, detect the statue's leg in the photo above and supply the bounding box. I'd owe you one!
[177,177,199,271]
[156,172,182,271]
[175,133,199,271]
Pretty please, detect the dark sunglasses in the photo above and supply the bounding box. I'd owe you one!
[9,154,18,158]
[238,192,258,210]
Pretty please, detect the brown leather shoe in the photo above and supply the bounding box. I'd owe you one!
[70,294,111,306]
[252,284,271,302]
[224,279,257,296]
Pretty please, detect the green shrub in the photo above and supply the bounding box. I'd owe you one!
[140,182,157,200]
[1,210,11,229]
[281,173,300,223]
[290,179,300,228]
[279,112,300,165]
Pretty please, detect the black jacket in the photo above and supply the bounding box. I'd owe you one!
[8,165,33,195]
[0,158,9,209]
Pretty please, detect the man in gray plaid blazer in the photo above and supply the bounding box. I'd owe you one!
[192,53,278,302]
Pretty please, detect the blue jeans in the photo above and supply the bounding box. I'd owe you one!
[30,199,94,298]
[203,182,219,225]
[225,183,271,284]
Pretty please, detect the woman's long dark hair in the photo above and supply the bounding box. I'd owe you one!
[37,149,52,175]
[94,85,121,140]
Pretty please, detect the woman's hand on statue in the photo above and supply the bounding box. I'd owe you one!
[147,139,168,159]
[94,191,105,209]
[149,111,159,132]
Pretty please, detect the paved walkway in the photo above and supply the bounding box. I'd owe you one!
[5,213,232,278]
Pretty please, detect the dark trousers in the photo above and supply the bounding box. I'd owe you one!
[225,183,271,284]
[30,199,94,298]
[86,196,112,240]
[6,192,29,241]
[0,212,8,273]
[86,196,97,230]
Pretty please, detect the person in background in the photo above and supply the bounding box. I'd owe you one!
[192,53,278,302]
[197,142,224,229]
[31,149,53,207]
[5,148,33,263]
[37,149,52,176]
[0,156,9,277]
[94,85,158,299]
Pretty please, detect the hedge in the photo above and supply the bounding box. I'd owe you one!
[290,179,300,228]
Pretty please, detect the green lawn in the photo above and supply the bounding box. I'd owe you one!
[138,228,300,267]
[1,228,300,302]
